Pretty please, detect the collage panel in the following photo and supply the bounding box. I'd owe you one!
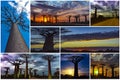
[1,53,60,79]
[90,53,119,79]
[61,27,119,52]
[1,1,30,52]
[30,1,89,26]
[91,0,119,26]
[31,27,60,52]
[61,53,90,79]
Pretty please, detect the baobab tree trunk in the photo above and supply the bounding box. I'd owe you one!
[5,23,28,52]
[25,57,29,78]
[74,63,78,78]
[43,35,54,51]
[94,6,97,18]
[48,60,52,79]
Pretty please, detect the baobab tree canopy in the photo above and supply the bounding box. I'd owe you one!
[1,1,29,52]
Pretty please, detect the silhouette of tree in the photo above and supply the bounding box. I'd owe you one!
[20,54,31,78]
[1,1,29,52]
[32,28,59,51]
[7,59,24,78]
[33,69,38,77]
[42,55,57,79]
[54,68,59,78]
[68,56,84,78]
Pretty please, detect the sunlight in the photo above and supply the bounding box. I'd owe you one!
[62,68,74,76]
[94,69,98,76]
[44,17,47,22]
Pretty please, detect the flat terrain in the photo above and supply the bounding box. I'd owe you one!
[92,18,119,26]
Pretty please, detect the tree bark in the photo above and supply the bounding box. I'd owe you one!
[5,23,28,52]
[43,35,54,51]
[48,60,52,79]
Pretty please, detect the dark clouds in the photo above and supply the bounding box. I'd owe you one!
[62,30,119,41]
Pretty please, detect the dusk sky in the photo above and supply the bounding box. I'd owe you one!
[91,1,119,17]
[61,54,89,76]
[31,27,59,49]
[61,27,119,48]
[0,53,59,76]
[1,1,30,52]
[31,1,89,22]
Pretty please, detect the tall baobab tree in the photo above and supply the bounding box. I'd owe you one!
[7,59,24,78]
[20,54,31,78]
[68,56,84,78]
[4,67,10,78]
[1,1,29,52]
[42,55,57,79]
[68,15,72,23]
[32,28,59,52]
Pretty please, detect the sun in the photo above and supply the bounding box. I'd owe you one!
[44,17,47,22]
[94,69,98,75]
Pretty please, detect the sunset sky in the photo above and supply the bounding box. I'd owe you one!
[31,1,89,22]
[61,27,119,49]
[61,54,89,76]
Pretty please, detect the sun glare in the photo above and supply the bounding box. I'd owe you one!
[62,68,74,76]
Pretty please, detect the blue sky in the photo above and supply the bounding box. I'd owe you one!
[1,1,29,52]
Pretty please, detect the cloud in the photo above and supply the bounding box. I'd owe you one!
[8,0,30,19]
[62,30,119,41]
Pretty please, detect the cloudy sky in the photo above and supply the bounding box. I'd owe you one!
[91,53,119,66]
[31,1,89,22]
[1,0,30,52]
[1,53,59,76]
[91,1,119,17]
[61,27,119,49]
[61,54,89,76]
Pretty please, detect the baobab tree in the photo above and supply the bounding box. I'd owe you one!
[1,1,29,52]
[7,59,24,78]
[42,55,57,79]
[4,67,10,78]
[32,28,59,52]
[68,56,84,78]
[20,54,31,78]
[67,15,72,23]
[32,28,70,52]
